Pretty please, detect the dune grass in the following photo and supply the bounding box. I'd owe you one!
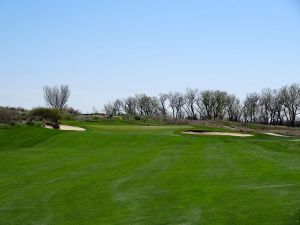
[0,123,300,225]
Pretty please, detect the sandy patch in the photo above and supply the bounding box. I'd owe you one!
[183,131,253,137]
[252,184,297,189]
[45,125,86,131]
[263,132,288,137]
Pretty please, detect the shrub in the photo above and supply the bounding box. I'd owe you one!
[60,107,81,120]
[0,108,15,124]
[29,107,61,128]
[0,107,27,125]
[64,107,80,115]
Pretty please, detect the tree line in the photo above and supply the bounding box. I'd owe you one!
[104,83,300,127]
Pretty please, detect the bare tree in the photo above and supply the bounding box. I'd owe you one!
[43,85,70,110]
[243,92,259,123]
[280,84,300,127]
[273,90,285,125]
[212,90,228,119]
[258,88,273,124]
[168,92,178,119]
[195,93,205,119]
[135,94,147,116]
[123,97,137,116]
[184,88,198,120]
[168,92,185,119]
[197,90,228,120]
[158,93,169,118]
[104,102,115,117]
[175,93,185,119]
[113,99,123,115]
[198,90,214,119]
[226,94,241,121]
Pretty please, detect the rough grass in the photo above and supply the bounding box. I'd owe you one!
[0,122,300,225]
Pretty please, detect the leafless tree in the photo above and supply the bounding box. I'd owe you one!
[280,84,300,127]
[212,90,228,120]
[134,94,157,116]
[175,94,185,119]
[104,102,115,117]
[197,90,228,120]
[135,94,147,116]
[152,97,160,116]
[158,93,169,118]
[168,92,178,118]
[258,88,273,124]
[273,90,285,125]
[168,92,185,119]
[195,93,205,119]
[226,94,241,121]
[198,90,214,119]
[113,99,123,115]
[123,97,137,116]
[243,92,260,123]
[184,88,198,120]
[43,85,70,110]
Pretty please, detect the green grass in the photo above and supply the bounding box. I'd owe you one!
[0,122,300,225]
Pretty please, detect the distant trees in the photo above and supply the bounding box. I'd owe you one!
[43,85,71,110]
[280,84,300,127]
[103,83,300,127]
[123,97,137,116]
[158,94,169,118]
[243,93,260,123]
[103,99,124,117]
[197,90,214,120]
[195,90,230,120]
[226,94,241,122]
[184,88,198,120]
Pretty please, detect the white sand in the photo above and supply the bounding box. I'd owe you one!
[183,131,253,137]
[264,132,288,137]
[45,125,86,131]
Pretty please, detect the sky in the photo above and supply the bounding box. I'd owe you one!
[1,0,300,112]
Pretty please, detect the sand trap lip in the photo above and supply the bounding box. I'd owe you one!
[183,130,253,137]
[263,132,288,137]
[45,125,86,131]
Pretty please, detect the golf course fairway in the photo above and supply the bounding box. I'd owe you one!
[0,123,300,225]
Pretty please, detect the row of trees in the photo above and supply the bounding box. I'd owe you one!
[104,84,300,127]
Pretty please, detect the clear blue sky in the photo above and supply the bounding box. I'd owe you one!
[1,0,300,112]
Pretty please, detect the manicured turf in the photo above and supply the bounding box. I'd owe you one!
[0,123,300,225]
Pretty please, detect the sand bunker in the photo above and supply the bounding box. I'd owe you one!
[45,125,86,131]
[263,133,288,137]
[183,130,253,137]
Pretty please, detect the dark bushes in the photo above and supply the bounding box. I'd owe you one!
[0,107,28,125]
[0,108,17,125]
[29,107,61,129]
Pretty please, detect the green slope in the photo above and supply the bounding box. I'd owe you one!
[0,123,299,225]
